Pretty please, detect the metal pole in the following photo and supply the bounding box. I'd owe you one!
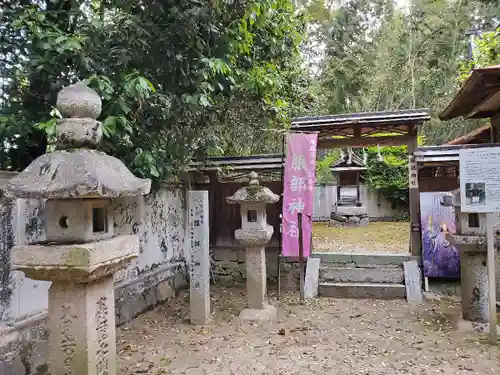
[298,212,304,305]
[486,213,497,344]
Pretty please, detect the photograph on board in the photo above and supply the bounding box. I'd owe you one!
[465,182,486,205]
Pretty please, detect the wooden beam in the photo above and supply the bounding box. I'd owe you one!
[318,135,411,149]
[407,133,422,257]
[464,90,500,119]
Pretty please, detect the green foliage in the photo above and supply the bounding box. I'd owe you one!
[459,27,500,82]
[0,0,308,180]
[316,149,340,184]
[393,211,410,222]
[362,145,409,207]
[303,0,499,144]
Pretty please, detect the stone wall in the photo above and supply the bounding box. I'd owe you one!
[213,247,300,292]
[112,188,188,324]
[0,172,188,375]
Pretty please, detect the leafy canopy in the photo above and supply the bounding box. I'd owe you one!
[0,0,308,181]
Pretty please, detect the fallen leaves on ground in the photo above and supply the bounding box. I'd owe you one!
[117,286,500,375]
[312,221,409,253]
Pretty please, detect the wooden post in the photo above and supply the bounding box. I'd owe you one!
[277,134,286,301]
[298,212,305,305]
[491,113,500,143]
[486,213,498,344]
[408,129,422,256]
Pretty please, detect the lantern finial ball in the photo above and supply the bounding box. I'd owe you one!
[249,171,259,186]
[57,82,102,119]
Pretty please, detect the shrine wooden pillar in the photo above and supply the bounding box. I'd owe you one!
[491,112,500,143]
[407,126,421,256]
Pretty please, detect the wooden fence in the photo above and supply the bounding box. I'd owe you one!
[193,179,282,249]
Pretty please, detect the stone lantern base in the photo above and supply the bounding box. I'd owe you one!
[239,246,278,321]
[49,276,116,375]
[240,304,278,321]
[11,235,138,375]
[329,206,369,227]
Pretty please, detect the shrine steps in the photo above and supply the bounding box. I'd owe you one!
[312,252,418,300]
[320,266,404,284]
[319,282,406,299]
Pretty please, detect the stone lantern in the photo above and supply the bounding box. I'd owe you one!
[226,171,279,320]
[3,83,150,375]
[442,188,488,323]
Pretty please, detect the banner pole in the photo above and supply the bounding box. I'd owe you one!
[277,132,285,301]
[298,212,305,305]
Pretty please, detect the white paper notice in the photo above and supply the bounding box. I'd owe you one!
[459,147,500,213]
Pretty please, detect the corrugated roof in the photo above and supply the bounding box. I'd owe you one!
[440,65,500,120]
[291,109,430,132]
[414,143,497,165]
[189,153,284,172]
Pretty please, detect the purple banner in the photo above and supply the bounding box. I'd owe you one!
[282,133,318,257]
[420,192,460,278]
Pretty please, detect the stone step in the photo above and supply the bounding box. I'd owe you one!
[319,282,406,299]
[311,252,419,267]
[320,267,404,284]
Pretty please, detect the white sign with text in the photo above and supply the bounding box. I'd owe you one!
[459,146,500,213]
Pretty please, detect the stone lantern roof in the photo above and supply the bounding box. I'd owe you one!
[3,83,151,199]
[226,172,280,204]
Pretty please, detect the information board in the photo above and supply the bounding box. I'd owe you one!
[459,146,500,213]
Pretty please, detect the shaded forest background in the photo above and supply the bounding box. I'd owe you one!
[1,0,499,183]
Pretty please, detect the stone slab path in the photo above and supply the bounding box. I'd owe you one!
[118,286,499,375]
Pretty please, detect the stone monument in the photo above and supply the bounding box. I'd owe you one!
[189,190,211,325]
[226,172,279,320]
[3,83,151,375]
[442,188,489,323]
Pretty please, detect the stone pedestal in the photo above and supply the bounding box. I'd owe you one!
[329,205,369,227]
[450,235,489,323]
[189,191,211,325]
[49,276,116,375]
[460,249,489,323]
[442,190,492,323]
[11,235,139,375]
[246,247,266,309]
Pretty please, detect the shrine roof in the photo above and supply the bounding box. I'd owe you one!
[440,65,500,120]
[189,153,284,172]
[330,151,366,171]
[291,109,430,138]
[414,143,497,166]
[446,124,491,145]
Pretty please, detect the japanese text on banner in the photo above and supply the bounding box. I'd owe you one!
[282,133,318,257]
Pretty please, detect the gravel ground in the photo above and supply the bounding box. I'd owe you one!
[118,286,500,375]
[313,221,409,254]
